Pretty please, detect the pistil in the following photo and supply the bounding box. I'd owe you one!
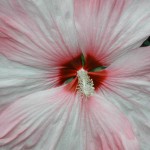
[77,68,95,97]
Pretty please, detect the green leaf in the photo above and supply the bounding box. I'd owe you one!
[143,41,150,46]
[90,66,107,72]
[81,54,85,66]
[64,77,75,84]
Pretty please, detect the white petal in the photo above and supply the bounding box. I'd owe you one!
[0,85,139,150]
[80,94,139,150]
[0,0,80,68]
[106,46,150,76]
[100,47,150,149]
[0,86,85,150]
[0,55,51,113]
[100,85,150,150]
[74,0,150,64]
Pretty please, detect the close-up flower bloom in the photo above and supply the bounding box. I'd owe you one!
[0,0,150,150]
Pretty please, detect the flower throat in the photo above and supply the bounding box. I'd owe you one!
[59,53,107,96]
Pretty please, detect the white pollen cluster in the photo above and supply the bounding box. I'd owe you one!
[77,68,95,97]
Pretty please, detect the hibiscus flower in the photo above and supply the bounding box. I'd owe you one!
[0,0,150,150]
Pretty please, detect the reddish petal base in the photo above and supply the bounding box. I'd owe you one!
[58,53,108,93]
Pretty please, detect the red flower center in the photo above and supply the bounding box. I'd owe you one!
[58,53,108,93]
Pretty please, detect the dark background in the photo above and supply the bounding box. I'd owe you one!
[141,36,150,47]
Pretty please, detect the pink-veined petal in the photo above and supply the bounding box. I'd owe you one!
[80,94,139,150]
[0,0,80,68]
[0,86,85,150]
[0,85,139,150]
[106,46,150,77]
[100,84,150,150]
[100,47,150,149]
[0,55,53,113]
[74,0,150,65]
